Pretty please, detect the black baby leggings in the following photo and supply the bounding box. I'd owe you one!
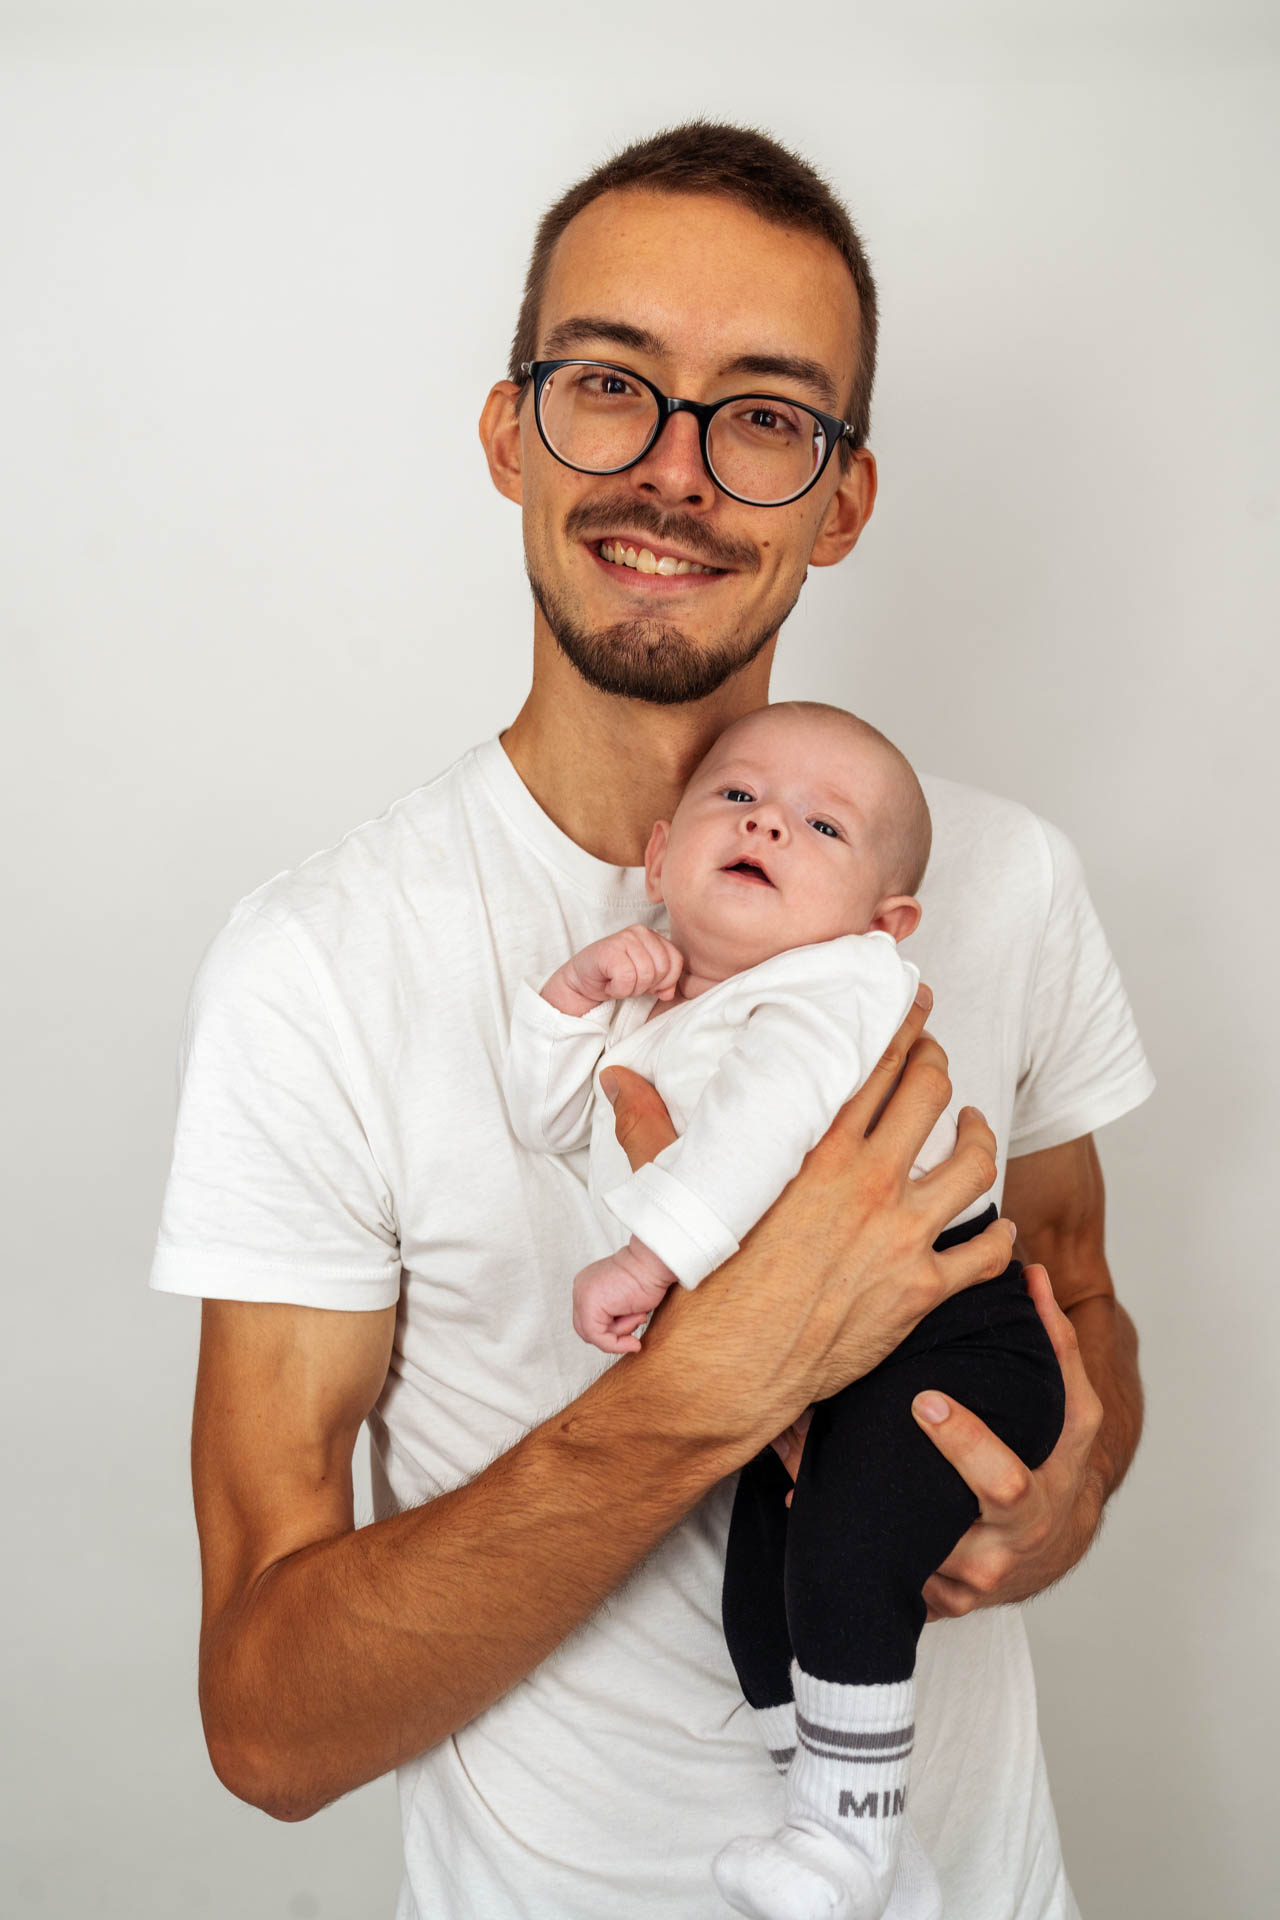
[721,1208,1067,1700]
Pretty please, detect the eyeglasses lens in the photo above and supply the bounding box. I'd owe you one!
[707,397,824,506]
[538,364,658,475]
[537,363,826,505]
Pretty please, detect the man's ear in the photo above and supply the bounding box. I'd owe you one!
[644,820,670,902]
[478,380,525,505]
[869,894,922,943]
[809,446,877,569]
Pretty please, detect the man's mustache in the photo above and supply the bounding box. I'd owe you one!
[563,494,760,575]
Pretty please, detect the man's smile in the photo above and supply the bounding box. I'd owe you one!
[597,538,721,576]
[587,539,730,589]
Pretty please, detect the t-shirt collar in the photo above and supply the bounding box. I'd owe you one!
[474,735,654,908]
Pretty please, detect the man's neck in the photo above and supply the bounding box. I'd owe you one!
[500,623,778,868]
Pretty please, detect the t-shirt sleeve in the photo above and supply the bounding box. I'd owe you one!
[1009,818,1155,1157]
[149,903,402,1310]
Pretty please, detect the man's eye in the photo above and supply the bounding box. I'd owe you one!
[577,370,635,397]
[809,819,840,838]
[723,789,754,803]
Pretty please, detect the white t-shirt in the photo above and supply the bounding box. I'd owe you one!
[504,933,983,1288]
[150,734,1154,1920]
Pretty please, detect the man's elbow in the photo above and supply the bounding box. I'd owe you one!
[204,1717,327,1824]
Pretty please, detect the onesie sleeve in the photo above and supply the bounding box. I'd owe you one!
[1010,819,1156,1156]
[602,940,917,1287]
[501,978,617,1154]
[149,903,402,1310]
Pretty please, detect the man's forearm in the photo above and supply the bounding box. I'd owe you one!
[1008,1134,1144,1555]
[1065,1292,1142,1507]
[203,1351,749,1823]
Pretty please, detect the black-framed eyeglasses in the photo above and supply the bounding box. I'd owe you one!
[519,359,858,508]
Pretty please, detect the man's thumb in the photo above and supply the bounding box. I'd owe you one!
[602,1066,678,1172]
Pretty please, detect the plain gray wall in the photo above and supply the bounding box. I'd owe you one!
[4,4,1277,1916]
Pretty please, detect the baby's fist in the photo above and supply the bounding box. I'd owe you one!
[567,924,683,1007]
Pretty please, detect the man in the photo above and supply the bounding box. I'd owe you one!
[152,123,1152,1918]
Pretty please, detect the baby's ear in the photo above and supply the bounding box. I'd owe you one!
[643,820,670,903]
[870,895,922,943]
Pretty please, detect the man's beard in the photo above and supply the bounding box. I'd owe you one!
[527,563,798,707]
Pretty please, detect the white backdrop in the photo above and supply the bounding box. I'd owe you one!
[4,4,1277,1917]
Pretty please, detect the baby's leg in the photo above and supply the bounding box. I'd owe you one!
[714,1249,1064,1920]
[723,1445,798,1772]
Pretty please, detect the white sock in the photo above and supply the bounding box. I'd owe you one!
[753,1700,797,1774]
[790,1667,914,1886]
[712,1665,918,1920]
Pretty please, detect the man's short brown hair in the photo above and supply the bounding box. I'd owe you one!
[509,120,879,456]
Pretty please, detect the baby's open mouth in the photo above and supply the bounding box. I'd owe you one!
[722,860,774,887]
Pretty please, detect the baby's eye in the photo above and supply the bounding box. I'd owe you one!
[809,819,840,838]
[723,788,755,804]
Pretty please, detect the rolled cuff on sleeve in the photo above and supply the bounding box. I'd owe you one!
[149,1243,403,1311]
[511,975,615,1040]
[602,1161,740,1288]
[1008,1059,1156,1158]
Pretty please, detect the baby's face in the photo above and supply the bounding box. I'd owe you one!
[647,708,911,976]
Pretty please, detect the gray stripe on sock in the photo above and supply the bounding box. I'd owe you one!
[795,1712,915,1753]
[797,1728,913,1763]
[798,1735,913,1764]
[768,1746,795,1770]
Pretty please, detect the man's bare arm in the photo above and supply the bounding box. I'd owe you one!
[914,1131,1142,1614]
[194,999,1015,1822]
[1011,1132,1142,1503]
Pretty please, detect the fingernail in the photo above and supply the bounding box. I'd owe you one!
[914,983,933,1009]
[1002,1219,1017,1240]
[600,1070,619,1106]
[913,1393,949,1424]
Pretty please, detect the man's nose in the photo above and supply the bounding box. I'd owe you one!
[629,411,714,509]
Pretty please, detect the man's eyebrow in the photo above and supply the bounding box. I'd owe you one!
[541,316,670,359]
[538,320,843,415]
[718,354,842,412]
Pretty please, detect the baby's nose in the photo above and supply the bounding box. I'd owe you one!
[745,814,785,842]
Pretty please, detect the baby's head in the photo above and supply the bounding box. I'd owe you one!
[644,703,930,979]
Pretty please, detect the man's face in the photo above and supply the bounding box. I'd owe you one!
[504,189,874,705]
[646,707,903,975]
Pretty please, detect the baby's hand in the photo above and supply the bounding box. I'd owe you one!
[553,924,684,1013]
[573,1239,676,1354]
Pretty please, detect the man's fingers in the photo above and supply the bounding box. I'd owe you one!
[770,1406,813,1485]
[828,1031,967,1191]
[932,1215,1017,1302]
[832,989,933,1143]
[601,1065,679,1172]
[909,1107,999,1234]
[921,1572,979,1620]
[1022,1265,1103,1452]
[910,1390,1037,1518]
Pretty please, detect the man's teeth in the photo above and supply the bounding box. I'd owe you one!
[599,541,717,576]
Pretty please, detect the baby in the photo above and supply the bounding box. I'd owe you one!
[503,702,1064,1920]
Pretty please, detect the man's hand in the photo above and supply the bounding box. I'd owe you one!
[910,1265,1105,1616]
[601,992,1018,1444]
[912,1132,1141,1614]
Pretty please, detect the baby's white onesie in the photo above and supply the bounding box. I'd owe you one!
[503,932,986,1288]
